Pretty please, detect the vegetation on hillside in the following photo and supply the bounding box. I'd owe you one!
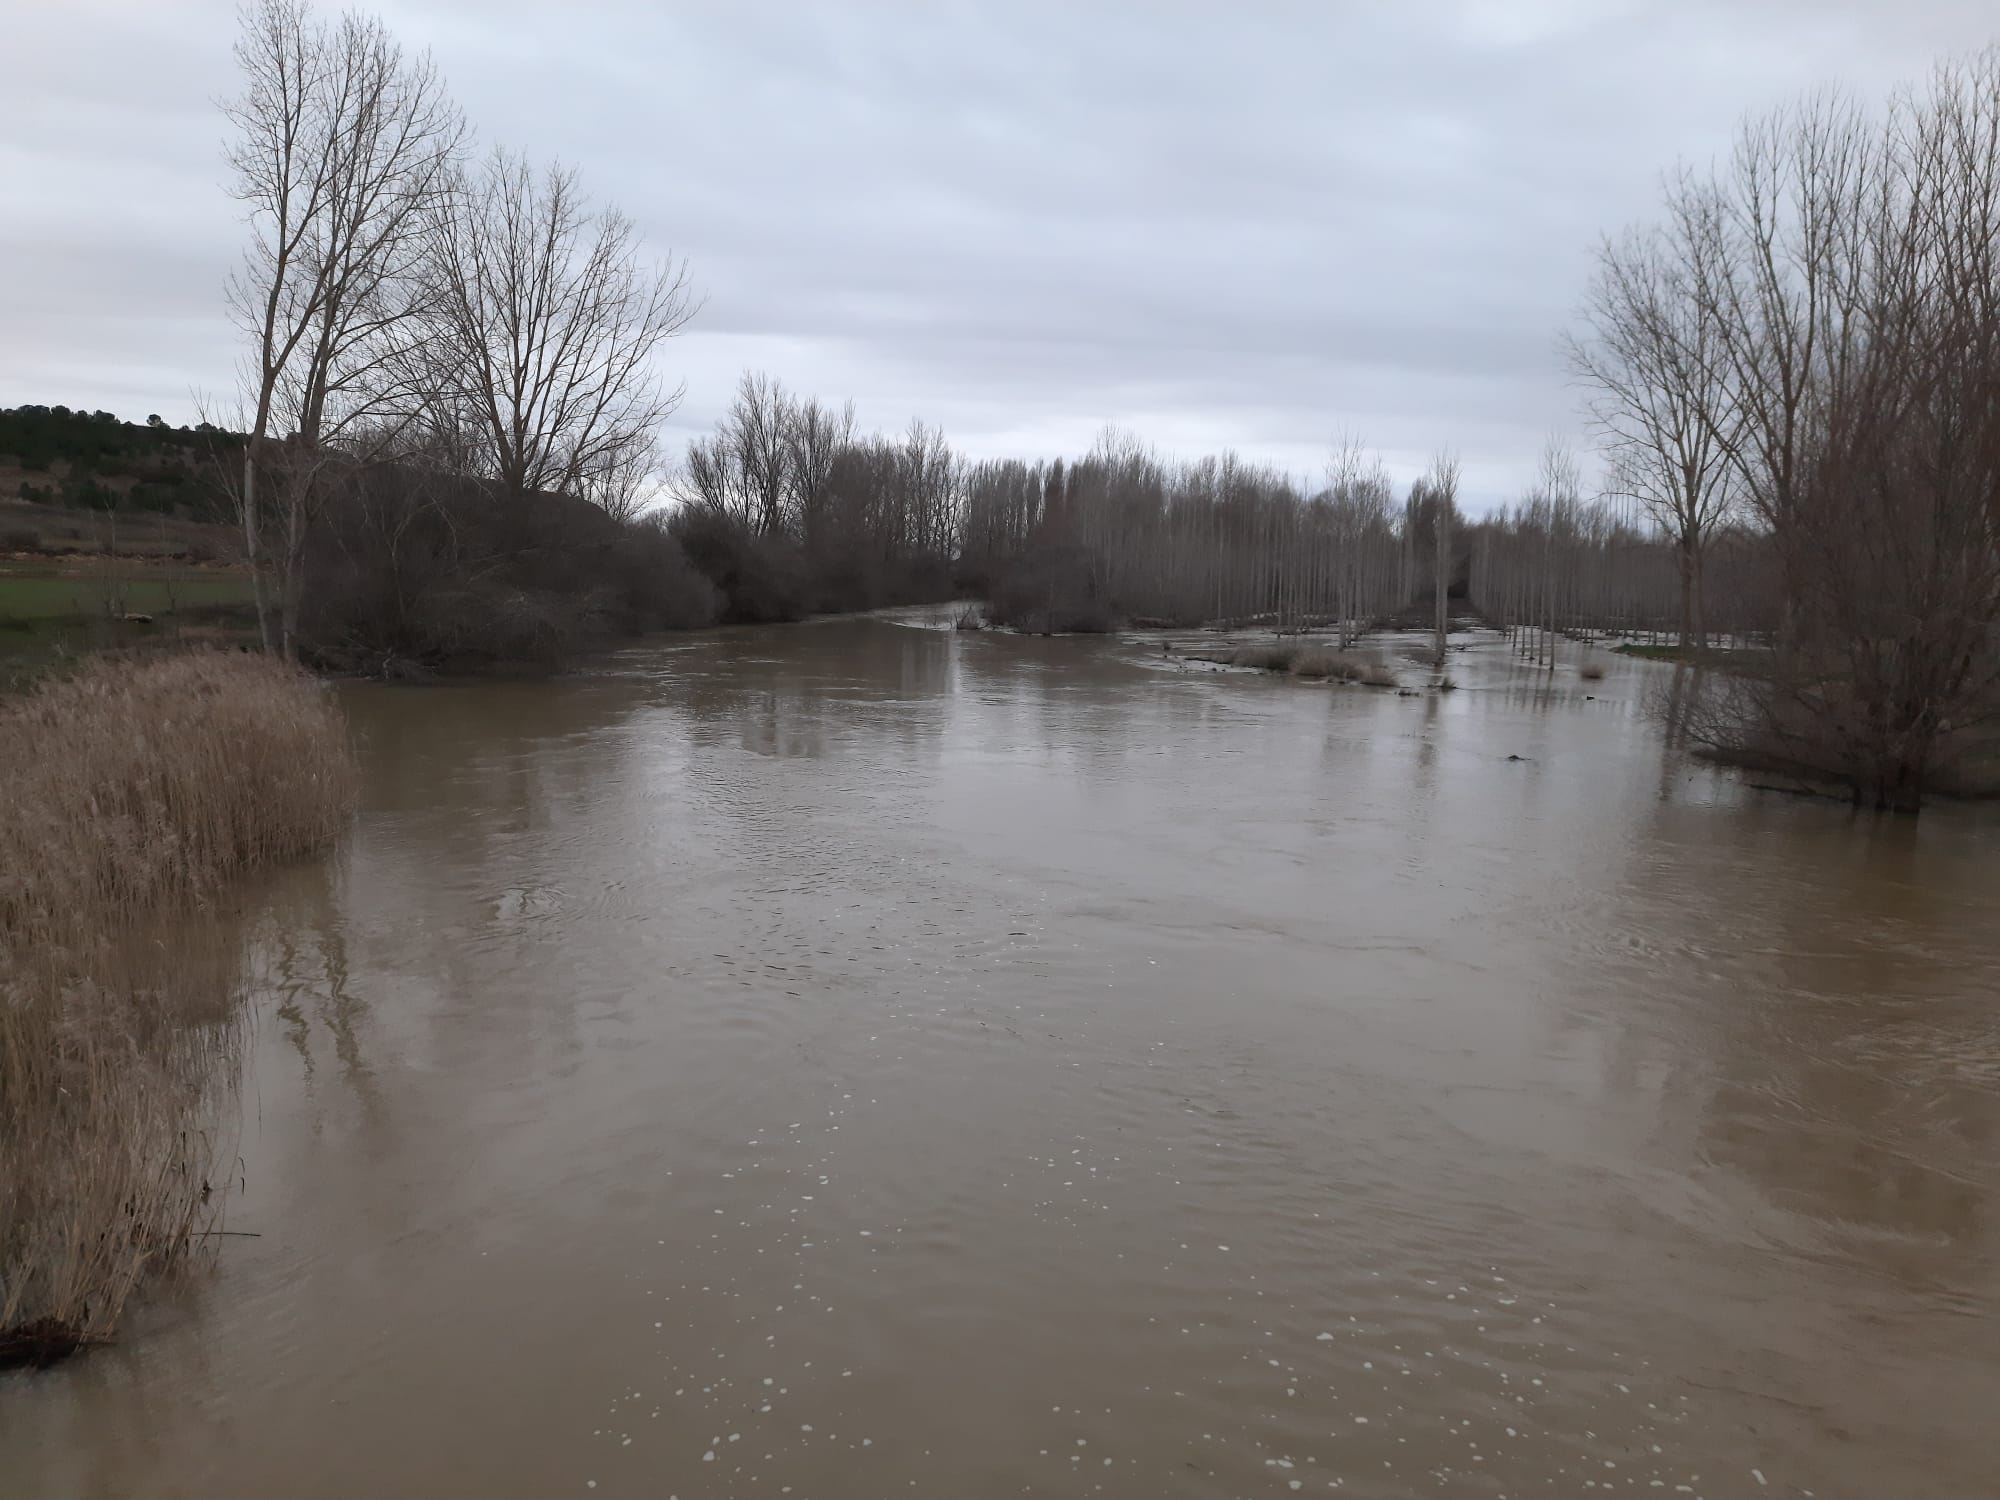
[0,406,240,515]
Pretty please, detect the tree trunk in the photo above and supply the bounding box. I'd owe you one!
[1676,541,1696,652]
[279,497,305,664]
[240,445,275,654]
[1689,546,1707,655]
[1433,510,1449,671]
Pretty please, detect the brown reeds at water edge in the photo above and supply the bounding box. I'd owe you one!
[1225,642,1399,688]
[0,653,357,1369]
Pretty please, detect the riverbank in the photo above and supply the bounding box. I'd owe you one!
[0,652,356,1368]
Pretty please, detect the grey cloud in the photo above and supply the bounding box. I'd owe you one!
[4,0,1997,507]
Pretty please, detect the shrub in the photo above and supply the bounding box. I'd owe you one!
[1289,648,1397,685]
[987,544,1115,633]
[593,513,723,633]
[299,467,720,670]
[1580,660,1606,681]
[1234,644,1399,686]
[0,653,356,1367]
[668,507,811,624]
[1230,642,1300,671]
[2,527,38,552]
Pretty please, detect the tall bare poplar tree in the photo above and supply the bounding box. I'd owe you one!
[1418,452,1460,671]
[224,0,463,656]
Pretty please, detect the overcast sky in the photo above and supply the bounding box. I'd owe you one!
[2,0,1994,505]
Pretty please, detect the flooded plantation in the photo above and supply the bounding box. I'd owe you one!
[3,619,1996,1499]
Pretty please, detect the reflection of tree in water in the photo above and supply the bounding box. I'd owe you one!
[672,621,958,761]
[240,671,652,1147]
[251,856,379,1121]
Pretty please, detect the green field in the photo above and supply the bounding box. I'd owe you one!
[1613,641,1777,678]
[0,568,256,624]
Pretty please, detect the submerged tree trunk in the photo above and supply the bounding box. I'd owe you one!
[1676,543,1694,652]
[1689,544,1707,654]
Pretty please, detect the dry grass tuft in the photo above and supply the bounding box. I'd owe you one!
[1580,660,1606,681]
[1289,648,1398,687]
[0,651,356,1367]
[1230,642,1301,672]
[1229,642,1397,687]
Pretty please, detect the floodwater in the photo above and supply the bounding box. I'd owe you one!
[4,618,1997,1500]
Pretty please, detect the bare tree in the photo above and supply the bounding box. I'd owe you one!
[1405,451,1459,671]
[786,395,855,548]
[421,148,696,507]
[224,0,463,656]
[730,371,794,536]
[580,436,660,523]
[1567,218,1737,649]
[1607,53,2000,809]
[1322,437,1394,647]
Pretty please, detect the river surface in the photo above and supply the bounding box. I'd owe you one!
[3,619,1997,1500]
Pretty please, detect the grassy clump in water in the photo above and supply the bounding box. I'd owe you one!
[1229,642,1396,687]
[1289,648,1396,687]
[1216,640,1392,688]
[0,652,356,1368]
[1229,642,1300,672]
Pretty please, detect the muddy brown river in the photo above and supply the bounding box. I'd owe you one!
[4,619,1997,1499]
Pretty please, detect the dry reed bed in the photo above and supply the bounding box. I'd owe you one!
[0,652,356,1367]
[1229,642,1397,687]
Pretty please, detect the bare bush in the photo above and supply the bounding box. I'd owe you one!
[301,464,719,669]
[988,542,1114,633]
[1230,642,1300,671]
[1289,647,1396,685]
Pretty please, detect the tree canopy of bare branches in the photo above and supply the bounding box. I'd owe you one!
[419,149,696,508]
[1407,451,1460,670]
[1636,54,2000,809]
[224,0,463,656]
[1566,218,1737,648]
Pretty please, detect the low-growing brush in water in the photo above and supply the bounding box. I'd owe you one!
[0,652,356,1368]
[1580,660,1606,681]
[1229,642,1300,672]
[1288,649,1398,687]
[1227,643,1397,686]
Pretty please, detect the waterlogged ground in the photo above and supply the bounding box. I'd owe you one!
[4,619,1998,1499]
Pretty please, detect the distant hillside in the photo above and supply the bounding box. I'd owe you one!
[0,406,243,519]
